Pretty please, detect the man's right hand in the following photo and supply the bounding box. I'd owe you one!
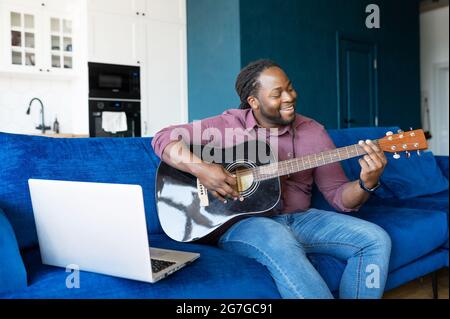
[192,162,241,203]
[161,140,242,203]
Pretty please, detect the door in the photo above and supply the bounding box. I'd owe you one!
[338,38,378,128]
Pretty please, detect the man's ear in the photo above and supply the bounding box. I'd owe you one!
[247,96,259,110]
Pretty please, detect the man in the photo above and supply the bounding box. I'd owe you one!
[151,59,391,299]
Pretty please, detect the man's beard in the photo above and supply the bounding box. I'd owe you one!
[260,104,296,126]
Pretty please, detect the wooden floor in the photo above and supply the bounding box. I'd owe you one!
[383,267,449,299]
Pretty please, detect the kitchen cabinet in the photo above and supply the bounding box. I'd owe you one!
[87,0,144,16]
[88,0,185,24]
[87,0,187,137]
[0,0,82,77]
[141,20,187,136]
[87,12,145,66]
[32,133,89,138]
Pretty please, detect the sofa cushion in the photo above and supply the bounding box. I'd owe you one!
[349,206,448,271]
[435,156,449,179]
[311,246,449,293]
[0,234,280,298]
[0,132,163,250]
[327,127,448,199]
[308,206,449,293]
[366,190,449,213]
[0,207,27,294]
[378,151,448,199]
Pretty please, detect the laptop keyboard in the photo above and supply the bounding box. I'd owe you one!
[151,258,176,273]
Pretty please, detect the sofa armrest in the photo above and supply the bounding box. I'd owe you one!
[0,207,27,294]
[435,156,449,179]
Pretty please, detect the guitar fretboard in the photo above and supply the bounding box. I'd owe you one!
[241,142,374,182]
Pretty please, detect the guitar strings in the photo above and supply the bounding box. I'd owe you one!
[234,137,421,182]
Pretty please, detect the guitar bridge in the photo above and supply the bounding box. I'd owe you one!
[197,179,209,207]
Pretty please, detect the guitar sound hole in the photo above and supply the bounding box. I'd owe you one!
[226,161,259,198]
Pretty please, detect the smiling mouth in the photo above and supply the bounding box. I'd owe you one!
[281,105,295,111]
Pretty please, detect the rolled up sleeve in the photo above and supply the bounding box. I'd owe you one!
[151,123,194,159]
[151,114,230,159]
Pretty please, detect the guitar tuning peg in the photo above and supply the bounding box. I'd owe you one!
[393,152,400,159]
[405,151,411,158]
[397,129,404,133]
[386,131,393,136]
[417,150,421,156]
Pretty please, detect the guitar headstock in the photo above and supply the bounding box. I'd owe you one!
[378,129,428,159]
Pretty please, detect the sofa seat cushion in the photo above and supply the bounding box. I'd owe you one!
[348,206,448,271]
[366,190,449,213]
[311,247,449,293]
[307,207,448,293]
[367,192,448,250]
[0,234,280,299]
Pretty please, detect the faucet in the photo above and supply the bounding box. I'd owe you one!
[26,98,51,134]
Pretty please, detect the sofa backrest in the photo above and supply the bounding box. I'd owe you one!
[0,132,163,250]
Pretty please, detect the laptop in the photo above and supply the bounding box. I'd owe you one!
[28,179,200,283]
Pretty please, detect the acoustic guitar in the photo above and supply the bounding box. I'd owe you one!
[156,129,427,242]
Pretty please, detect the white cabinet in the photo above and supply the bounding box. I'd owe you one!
[6,8,41,70]
[88,12,144,66]
[142,20,187,136]
[87,0,145,16]
[88,0,185,66]
[46,13,75,72]
[88,0,185,24]
[0,0,82,77]
[145,0,186,24]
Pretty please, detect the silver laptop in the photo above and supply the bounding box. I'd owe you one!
[28,179,199,283]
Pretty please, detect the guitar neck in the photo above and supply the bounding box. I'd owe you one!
[249,141,375,182]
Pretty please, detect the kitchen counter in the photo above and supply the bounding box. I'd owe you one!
[32,133,89,138]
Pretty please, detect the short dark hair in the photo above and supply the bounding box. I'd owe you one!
[235,59,281,109]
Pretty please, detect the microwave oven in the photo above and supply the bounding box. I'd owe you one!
[88,62,140,100]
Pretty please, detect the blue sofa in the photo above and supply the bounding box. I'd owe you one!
[0,127,448,298]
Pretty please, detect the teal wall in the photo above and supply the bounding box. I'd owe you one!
[187,0,241,121]
[187,0,421,129]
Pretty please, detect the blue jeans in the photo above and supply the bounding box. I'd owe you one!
[218,209,391,299]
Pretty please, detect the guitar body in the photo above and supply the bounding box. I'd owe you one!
[156,140,281,242]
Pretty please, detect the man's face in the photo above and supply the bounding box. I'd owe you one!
[250,67,297,128]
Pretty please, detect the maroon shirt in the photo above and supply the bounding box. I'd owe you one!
[151,108,358,213]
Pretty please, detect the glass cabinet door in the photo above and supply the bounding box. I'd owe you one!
[50,17,73,69]
[10,11,36,67]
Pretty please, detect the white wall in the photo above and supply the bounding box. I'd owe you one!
[0,0,89,135]
[420,6,449,155]
[0,76,73,134]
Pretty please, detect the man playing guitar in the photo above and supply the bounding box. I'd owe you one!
[151,59,391,299]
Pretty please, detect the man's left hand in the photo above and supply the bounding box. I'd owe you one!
[358,139,387,189]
